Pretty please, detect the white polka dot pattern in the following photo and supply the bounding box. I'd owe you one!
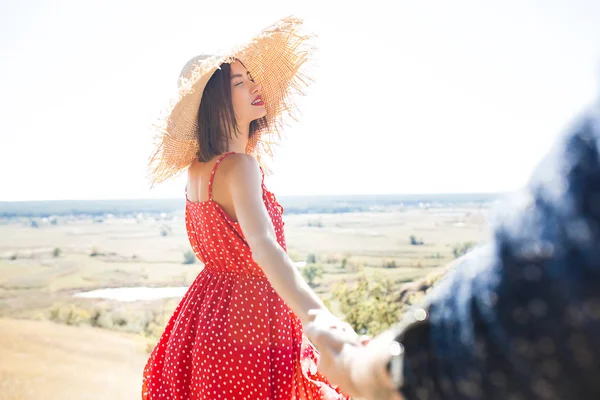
[142,152,349,399]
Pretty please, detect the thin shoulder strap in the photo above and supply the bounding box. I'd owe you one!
[259,165,266,186]
[208,152,237,200]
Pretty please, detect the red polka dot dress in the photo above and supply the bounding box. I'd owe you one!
[142,152,349,400]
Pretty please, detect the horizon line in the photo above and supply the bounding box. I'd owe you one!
[0,191,509,204]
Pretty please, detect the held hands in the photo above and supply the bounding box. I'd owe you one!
[304,310,404,400]
[304,309,362,347]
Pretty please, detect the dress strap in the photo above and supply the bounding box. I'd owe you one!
[208,152,237,200]
[259,166,266,186]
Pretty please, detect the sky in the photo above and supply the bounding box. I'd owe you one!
[1,0,600,201]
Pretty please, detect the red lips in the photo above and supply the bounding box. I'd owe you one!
[252,95,264,106]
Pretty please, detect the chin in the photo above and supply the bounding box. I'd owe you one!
[253,109,267,120]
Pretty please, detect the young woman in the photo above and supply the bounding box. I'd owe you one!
[143,17,358,400]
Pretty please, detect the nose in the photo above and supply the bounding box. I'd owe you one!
[251,81,262,94]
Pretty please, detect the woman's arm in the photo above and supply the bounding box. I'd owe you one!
[225,153,352,332]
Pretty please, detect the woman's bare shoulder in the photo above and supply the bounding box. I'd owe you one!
[219,153,261,180]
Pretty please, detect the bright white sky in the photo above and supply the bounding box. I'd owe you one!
[1,0,599,201]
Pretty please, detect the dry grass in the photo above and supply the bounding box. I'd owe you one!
[0,318,147,400]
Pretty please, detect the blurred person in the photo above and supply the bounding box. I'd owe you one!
[142,17,359,400]
[306,103,600,400]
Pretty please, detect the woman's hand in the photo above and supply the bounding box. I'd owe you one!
[304,309,361,347]
[305,321,405,400]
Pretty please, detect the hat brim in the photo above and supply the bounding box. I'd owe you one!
[148,17,315,186]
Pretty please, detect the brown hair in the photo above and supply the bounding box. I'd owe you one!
[196,62,268,162]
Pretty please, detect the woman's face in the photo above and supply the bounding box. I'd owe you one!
[230,61,266,127]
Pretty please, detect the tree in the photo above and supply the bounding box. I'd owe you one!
[306,253,317,264]
[307,220,324,228]
[409,235,424,245]
[341,256,348,269]
[452,241,477,258]
[333,273,401,335]
[301,263,324,287]
[159,224,172,237]
[183,250,197,265]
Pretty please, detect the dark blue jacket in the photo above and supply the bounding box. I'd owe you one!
[396,106,600,399]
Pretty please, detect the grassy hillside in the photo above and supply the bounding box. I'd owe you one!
[0,318,147,400]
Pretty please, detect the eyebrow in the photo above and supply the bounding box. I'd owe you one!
[230,71,251,80]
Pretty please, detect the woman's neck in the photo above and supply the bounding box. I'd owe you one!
[227,123,250,154]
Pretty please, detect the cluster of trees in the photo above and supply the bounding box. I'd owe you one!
[333,273,402,335]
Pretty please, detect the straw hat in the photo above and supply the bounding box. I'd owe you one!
[148,16,315,186]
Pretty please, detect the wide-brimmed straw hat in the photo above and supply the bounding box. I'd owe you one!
[148,16,315,186]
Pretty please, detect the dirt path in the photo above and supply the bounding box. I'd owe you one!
[0,318,148,400]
